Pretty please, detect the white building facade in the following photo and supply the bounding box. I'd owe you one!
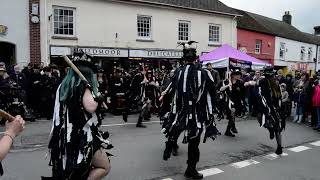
[0,0,30,67]
[40,0,238,67]
[274,36,318,73]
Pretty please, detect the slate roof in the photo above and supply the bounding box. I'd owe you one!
[236,9,320,45]
[118,0,240,16]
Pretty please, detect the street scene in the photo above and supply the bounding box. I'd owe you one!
[1,0,320,179]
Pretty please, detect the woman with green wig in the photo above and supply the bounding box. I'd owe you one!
[43,52,112,180]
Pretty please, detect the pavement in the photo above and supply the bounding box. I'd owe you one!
[0,114,320,180]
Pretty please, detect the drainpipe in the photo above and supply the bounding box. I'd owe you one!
[231,16,237,47]
[315,45,319,72]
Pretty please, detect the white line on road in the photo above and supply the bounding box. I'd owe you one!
[310,140,320,147]
[101,121,160,127]
[264,153,288,160]
[288,146,311,152]
[162,178,174,180]
[200,168,224,177]
[231,159,260,169]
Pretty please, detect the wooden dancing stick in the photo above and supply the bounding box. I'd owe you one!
[0,109,15,122]
[63,55,88,82]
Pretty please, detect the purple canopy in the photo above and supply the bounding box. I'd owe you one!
[200,44,268,65]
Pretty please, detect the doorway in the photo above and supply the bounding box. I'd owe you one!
[0,41,16,67]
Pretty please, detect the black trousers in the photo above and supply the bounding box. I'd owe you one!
[169,129,202,166]
[187,133,202,165]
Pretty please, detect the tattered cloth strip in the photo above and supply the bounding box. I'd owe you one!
[0,162,3,176]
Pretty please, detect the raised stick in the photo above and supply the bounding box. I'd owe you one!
[0,109,15,122]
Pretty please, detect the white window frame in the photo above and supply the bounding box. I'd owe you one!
[178,20,191,42]
[137,15,152,40]
[301,46,306,60]
[280,42,285,59]
[208,24,221,45]
[255,40,262,54]
[52,6,76,37]
[308,47,313,61]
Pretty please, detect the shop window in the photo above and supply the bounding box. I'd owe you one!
[178,21,190,41]
[255,40,262,54]
[308,47,313,60]
[137,15,152,40]
[301,46,306,60]
[208,24,221,45]
[280,42,285,59]
[53,7,75,36]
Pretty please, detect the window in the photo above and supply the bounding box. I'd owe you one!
[255,40,262,54]
[178,21,190,41]
[280,42,285,59]
[53,7,75,36]
[301,46,306,60]
[209,24,221,44]
[137,15,152,40]
[308,47,313,60]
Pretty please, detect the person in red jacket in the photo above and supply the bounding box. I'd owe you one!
[312,72,320,131]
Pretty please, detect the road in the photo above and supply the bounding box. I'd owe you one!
[1,115,320,180]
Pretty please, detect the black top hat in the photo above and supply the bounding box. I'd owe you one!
[263,66,275,76]
[72,50,97,73]
[231,67,242,76]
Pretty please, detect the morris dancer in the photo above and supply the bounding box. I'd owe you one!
[160,41,220,179]
[43,51,112,180]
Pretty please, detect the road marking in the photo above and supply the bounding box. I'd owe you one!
[310,140,320,147]
[162,178,173,180]
[288,146,311,152]
[200,168,224,177]
[101,121,160,127]
[231,159,260,169]
[264,153,288,160]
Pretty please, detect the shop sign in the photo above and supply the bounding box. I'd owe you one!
[229,58,252,69]
[51,46,72,56]
[78,47,128,57]
[0,25,8,35]
[129,49,183,59]
[297,63,309,71]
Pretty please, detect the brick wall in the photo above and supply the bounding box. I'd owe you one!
[29,0,41,64]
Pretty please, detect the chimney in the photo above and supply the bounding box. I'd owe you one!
[314,26,320,36]
[282,11,292,25]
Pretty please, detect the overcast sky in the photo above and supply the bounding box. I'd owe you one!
[220,0,319,34]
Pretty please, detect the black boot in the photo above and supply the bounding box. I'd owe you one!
[136,117,146,128]
[136,124,146,128]
[275,146,283,155]
[225,126,235,137]
[267,127,275,140]
[184,164,203,179]
[172,144,179,156]
[122,112,128,122]
[231,125,238,134]
[163,141,173,161]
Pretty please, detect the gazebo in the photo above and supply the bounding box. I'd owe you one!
[200,44,270,70]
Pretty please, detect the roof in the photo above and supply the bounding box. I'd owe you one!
[236,9,320,45]
[117,0,240,16]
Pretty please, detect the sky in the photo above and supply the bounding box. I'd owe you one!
[220,0,319,33]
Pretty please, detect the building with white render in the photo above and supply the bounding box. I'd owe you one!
[40,0,240,70]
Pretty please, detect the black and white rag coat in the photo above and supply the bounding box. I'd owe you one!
[255,78,286,133]
[47,85,112,179]
[160,63,219,144]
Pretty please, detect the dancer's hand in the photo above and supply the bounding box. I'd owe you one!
[5,115,25,138]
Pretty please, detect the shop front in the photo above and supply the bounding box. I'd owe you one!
[128,49,183,71]
[274,61,315,75]
[50,46,183,74]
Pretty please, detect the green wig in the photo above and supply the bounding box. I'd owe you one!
[59,65,98,105]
